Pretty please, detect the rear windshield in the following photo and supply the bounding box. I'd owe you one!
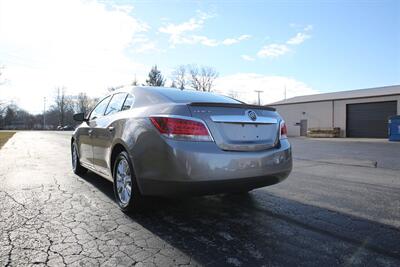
[155,88,241,104]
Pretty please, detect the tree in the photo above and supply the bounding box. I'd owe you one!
[171,65,187,90]
[170,81,177,88]
[107,85,123,92]
[146,65,165,86]
[188,65,218,92]
[4,106,16,126]
[55,88,66,127]
[54,87,74,127]
[0,66,8,115]
[132,74,138,86]
[0,104,36,129]
[75,93,93,115]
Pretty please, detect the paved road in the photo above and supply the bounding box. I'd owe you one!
[290,137,400,170]
[0,132,399,266]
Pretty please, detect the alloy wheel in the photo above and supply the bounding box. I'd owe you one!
[115,157,132,206]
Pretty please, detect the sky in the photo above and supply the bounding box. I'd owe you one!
[0,0,399,114]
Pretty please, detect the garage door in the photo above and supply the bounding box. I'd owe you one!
[346,101,397,138]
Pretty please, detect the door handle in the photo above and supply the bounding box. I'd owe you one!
[88,129,93,136]
[108,126,115,132]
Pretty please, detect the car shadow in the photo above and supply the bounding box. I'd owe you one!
[78,171,400,266]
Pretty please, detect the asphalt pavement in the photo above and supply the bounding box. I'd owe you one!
[0,131,399,266]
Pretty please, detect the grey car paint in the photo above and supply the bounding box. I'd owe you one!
[72,86,292,196]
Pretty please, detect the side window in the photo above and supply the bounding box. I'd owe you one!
[122,94,134,111]
[90,96,111,120]
[104,93,128,116]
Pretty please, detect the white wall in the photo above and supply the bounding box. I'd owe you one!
[273,101,333,137]
[273,95,400,137]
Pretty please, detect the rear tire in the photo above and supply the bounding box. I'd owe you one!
[71,142,87,175]
[113,151,143,212]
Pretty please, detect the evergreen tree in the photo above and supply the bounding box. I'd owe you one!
[146,65,165,86]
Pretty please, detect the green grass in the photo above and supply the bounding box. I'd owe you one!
[0,132,15,149]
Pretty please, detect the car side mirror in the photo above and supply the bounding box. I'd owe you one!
[73,113,87,122]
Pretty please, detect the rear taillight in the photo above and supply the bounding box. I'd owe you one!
[150,116,213,141]
[280,121,288,139]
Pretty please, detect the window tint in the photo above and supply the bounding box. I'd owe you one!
[105,93,127,116]
[122,94,134,111]
[90,96,111,120]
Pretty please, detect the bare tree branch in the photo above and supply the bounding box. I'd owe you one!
[188,65,218,92]
[171,65,187,90]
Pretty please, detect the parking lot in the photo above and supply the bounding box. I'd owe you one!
[0,131,399,266]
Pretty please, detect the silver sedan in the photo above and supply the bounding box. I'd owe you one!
[71,86,292,212]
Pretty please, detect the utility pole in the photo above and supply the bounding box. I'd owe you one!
[43,97,46,130]
[254,90,263,105]
[284,85,287,100]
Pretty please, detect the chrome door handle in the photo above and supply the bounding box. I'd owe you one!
[108,126,115,132]
[88,129,93,136]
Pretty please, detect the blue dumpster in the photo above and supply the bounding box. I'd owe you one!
[389,115,400,141]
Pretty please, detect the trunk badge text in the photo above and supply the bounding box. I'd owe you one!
[193,110,211,113]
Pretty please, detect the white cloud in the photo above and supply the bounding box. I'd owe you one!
[303,25,313,31]
[168,35,219,47]
[257,24,313,58]
[286,32,310,45]
[165,10,213,35]
[241,55,255,61]
[287,24,312,45]
[222,35,251,46]
[192,36,220,47]
[159,12,250,47]
[111,4,134,14]
[134,42,159,53]
[131,35,160,53]
[257,44,290,58]
[0,0,150,113]
[158,11,213,47]
[214,73,318,105]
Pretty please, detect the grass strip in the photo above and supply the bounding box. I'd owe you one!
[0,132,15,149]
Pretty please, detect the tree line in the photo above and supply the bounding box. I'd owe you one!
[0,64,219,130]
[0,89,98,130]
[145,64,218,92]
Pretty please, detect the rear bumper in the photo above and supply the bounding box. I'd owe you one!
[141,171,291,196]
[133,137,292,196]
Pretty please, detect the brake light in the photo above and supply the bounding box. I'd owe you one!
[280,121,288,139]
[150,116,213,141]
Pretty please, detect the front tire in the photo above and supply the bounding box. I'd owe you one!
[71,142,87,175]
[113,151,143,212]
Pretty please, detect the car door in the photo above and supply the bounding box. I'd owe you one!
[92,93,128,177]
[82,96,111,169]
[76,123,92,167]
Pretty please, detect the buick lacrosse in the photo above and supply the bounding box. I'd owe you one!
[71,86,292,211]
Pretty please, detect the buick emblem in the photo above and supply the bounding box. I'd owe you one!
[247,110,257,121]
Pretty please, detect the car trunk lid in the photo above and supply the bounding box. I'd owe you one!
[188,102,280,151]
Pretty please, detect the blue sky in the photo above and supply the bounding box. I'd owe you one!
[124,0,399,91]
[0,0,399,113]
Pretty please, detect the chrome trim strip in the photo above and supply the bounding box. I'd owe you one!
[210,115,278,124]
[149,114,215,141]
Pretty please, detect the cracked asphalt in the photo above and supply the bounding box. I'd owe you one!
[0,131,399,266]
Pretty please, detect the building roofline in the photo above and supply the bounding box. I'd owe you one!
[271,92,400,106]
[269,85,400,106]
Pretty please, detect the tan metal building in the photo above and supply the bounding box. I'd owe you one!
[270,85,400,138]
